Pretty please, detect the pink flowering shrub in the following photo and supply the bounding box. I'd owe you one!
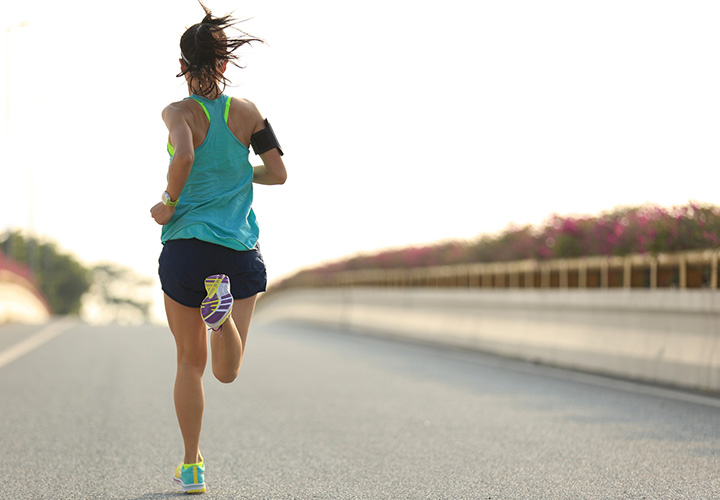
[278,202,720,286]
[0,249,35,282]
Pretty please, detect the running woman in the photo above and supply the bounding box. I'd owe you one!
[150,2,286,494]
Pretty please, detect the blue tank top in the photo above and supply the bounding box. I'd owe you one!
[161,95,259,251]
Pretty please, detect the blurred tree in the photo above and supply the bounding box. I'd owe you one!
[1,230,90,315]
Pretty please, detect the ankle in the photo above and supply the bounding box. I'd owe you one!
[184,453,202,465]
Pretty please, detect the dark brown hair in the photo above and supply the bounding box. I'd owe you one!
[177,1,263,95]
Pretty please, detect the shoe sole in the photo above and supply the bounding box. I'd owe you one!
[201,274,233,329]
[174,470,206,494]
[173,478,206,494]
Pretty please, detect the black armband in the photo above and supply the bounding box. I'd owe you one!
[250,119,284,156]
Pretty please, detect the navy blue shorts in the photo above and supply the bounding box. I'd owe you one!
[158,238,267,308]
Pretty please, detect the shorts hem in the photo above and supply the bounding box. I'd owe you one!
[232,286,267,301]
[162,288,201,309]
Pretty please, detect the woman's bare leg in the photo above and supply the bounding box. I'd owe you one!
[164,294,207,465]
[210,294,257,383]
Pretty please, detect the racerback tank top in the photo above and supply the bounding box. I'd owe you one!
[161,94,259,251]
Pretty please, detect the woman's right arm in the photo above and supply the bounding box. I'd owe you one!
[151,103,195,225]
[162,104,195,200]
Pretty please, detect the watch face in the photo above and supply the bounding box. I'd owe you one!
[162,192,178,207]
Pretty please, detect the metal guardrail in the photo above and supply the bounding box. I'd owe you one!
[277,249,720,291]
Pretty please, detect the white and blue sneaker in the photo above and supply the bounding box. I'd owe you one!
[173,454,206,494]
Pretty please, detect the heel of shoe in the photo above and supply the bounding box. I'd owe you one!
[180,463,206,494]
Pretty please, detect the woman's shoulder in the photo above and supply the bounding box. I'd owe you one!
[226,96,265,132]
[227,96,260,114]
[162,99,196,120]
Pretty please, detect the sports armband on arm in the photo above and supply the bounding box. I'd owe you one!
[250,119,284,156]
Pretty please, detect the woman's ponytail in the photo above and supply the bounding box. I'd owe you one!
[177,1,263,95]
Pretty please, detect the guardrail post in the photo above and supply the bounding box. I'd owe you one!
[481,269,490,288]
[623,257,632,289]
[650,256,658,289]
[679,255,687,289]
[559,261,568,289]
[509,264,519,288]
[578,261,587,289]
[712,252,718,290]
[601,259,609,289]
[469,266,479,288]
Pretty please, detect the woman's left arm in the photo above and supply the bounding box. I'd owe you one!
[253,148,287,185]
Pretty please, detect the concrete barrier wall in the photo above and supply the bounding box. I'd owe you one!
[256,287,720,393]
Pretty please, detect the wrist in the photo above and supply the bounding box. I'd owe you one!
[161,191,179,207]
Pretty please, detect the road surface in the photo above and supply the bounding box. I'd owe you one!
[1,317,719,499]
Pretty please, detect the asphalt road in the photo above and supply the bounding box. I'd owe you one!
[1,317,719,499]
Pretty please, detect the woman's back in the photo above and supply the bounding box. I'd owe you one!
[162,94,261,251]
[174,94,265,150]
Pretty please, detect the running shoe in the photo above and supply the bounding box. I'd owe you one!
[201,274,233,330]
[173,455,206,494]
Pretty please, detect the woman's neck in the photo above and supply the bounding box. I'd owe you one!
[187,82,221,99]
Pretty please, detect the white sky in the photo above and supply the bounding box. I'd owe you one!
[2,0,720,315]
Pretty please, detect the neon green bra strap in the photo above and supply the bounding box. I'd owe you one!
[189,98,211,123]
[224,96,232,123]
[167,97,226,155]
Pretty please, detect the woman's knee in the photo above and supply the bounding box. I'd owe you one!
[177,344,208,372]
[179,357,207,378]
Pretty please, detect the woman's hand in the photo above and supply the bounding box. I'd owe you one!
[151,202,176,225]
